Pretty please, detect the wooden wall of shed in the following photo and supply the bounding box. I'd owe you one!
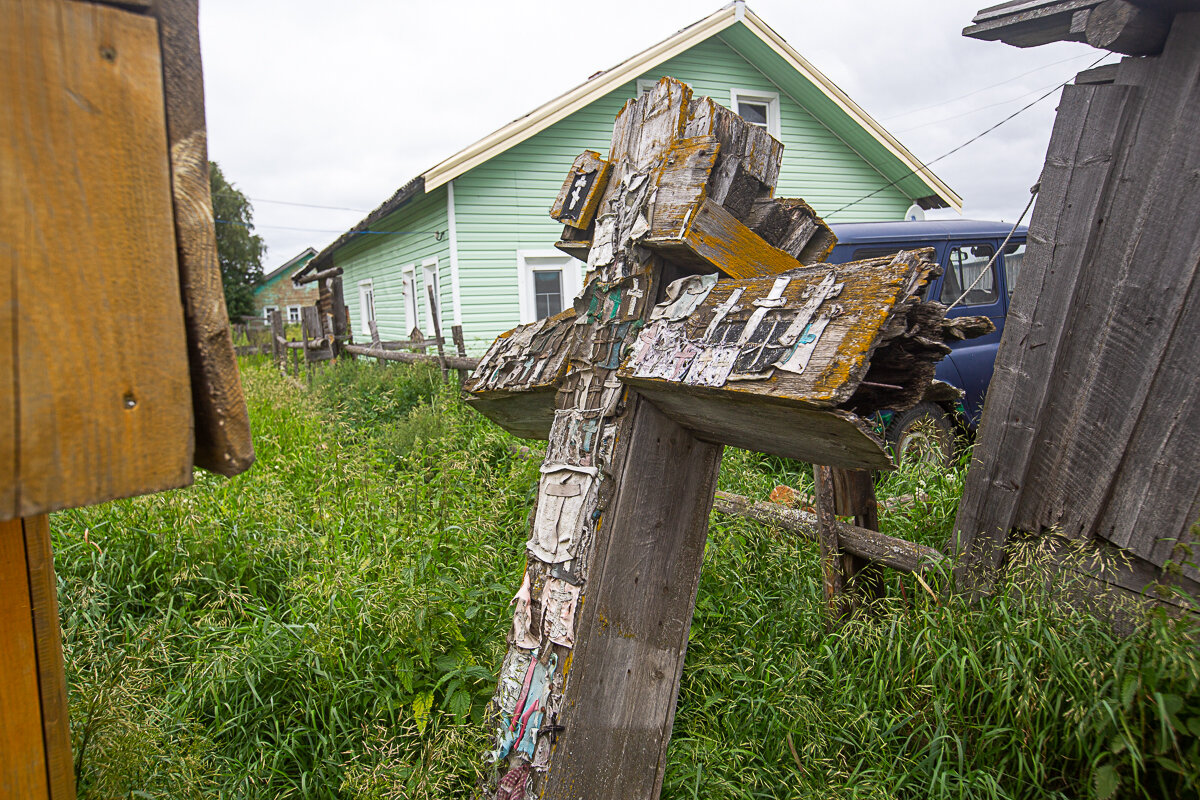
[954,14,1200,600]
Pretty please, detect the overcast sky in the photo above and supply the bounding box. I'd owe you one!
[198,0,1114,272]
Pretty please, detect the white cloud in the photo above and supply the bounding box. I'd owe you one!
[198,0,1110,267]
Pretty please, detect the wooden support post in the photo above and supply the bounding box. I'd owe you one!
[451,324,468,386]
[1,516,75,800]
[830,467,884,600]
[270,308,284,369]
[329,275,347,356]
[426,285,449,381]
[813,465,852,619]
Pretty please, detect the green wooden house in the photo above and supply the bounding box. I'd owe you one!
[254,247,317,324]
[306,2,960,352]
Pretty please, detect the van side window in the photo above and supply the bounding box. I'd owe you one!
[941,244,998,306]
[851,247,902,260]
[1004,242,1026,300]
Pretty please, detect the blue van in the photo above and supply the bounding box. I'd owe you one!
[826,219,1028,461]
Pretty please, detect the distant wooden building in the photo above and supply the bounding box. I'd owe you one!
[306,3,960,352]
[253,247,317,324]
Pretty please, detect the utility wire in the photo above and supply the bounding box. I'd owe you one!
[211,186,372,213]
[882,52,1098,121]
[946,184,1038,312]
[828,54,1108,218]
[215,218,440,237]
[893,75,1081,135]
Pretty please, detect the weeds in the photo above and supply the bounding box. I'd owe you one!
[54,360,1199,799]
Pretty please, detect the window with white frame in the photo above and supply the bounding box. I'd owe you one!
[286,305,301,325]
[422,259,441,331]
[729,88,781,138]
[517,251,582,324]
[402,266,418,334]
[357,279,375,335]
[263,305,279,322]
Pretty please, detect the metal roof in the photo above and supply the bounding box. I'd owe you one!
[830,219,1029,244]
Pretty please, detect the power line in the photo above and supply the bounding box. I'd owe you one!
[882,52,1098,122]
[211,186,372,213]
[893,75,1079,135]
[215,218,441,237]
[828,54,1109,217]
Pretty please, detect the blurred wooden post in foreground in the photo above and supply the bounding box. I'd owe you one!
[1,0,254,795]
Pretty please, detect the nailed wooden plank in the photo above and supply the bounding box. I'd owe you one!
[644,198,803,278]
[645,136,721,241]
[1024,22,1200,543]
[712,491,945,573]
[953,82,1138,581]
[3,0,195,520]
[549,150,611,230]
[151,0,254,477]
[23,515,74,800]
[0,519,49,798]
[542,398,723,800]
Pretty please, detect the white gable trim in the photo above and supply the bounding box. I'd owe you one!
[419,4,959,210]
[422,5,741,190]
[739,8,961,210]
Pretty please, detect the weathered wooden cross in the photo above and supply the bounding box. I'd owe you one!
[465,78,972,800]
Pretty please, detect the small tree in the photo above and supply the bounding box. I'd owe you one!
[209,161,265,319]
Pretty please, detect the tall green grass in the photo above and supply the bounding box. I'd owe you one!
[53,360,1198,799]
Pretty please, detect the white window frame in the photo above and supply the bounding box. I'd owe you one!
[729,88,781,139]
[401,265,419,335]
[516,250,583,325]
[286,305,301,325]
[422,257,441,332]
[263,305,279,322]
[357,279,375,335]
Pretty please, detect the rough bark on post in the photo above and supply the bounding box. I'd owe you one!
[813,465,852,619]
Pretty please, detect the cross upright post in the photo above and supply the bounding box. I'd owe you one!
[466,78,973,799]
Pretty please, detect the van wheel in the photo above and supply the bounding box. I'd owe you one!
[886,403,955,466]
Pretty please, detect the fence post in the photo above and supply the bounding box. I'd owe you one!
[451,325,469,386]
[426,285,449,381]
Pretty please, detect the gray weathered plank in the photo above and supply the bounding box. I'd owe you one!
[1025,19,1200,542]
[953,81,1139,578]
[542,397,722,800]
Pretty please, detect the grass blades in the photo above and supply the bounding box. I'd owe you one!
[52,360,1199,799]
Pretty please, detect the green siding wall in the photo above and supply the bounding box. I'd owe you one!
[336,186,453,342]
[332,35,916,353]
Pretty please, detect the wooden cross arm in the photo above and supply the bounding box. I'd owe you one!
[617,250,964,470]
[463,308,578,439]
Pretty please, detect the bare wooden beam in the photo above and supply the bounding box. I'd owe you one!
[1085,0,1171,54]
[293,265,342,286]
[342,343,479,370]
[713,491,945,574]
[965,0,1099,47]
